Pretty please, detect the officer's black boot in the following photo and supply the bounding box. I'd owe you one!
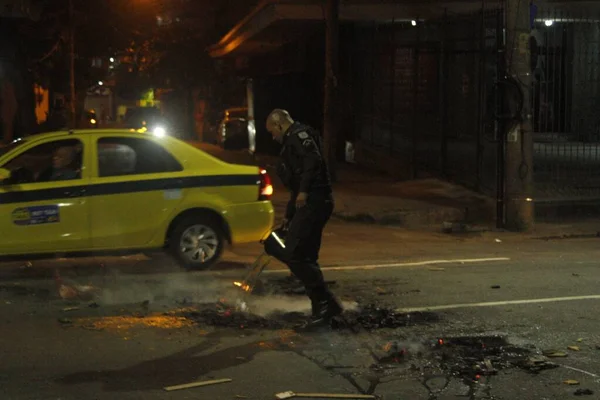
[303,287,342,329]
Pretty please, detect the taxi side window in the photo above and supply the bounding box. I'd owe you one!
[97,137,182,177]
[1,139,83,184]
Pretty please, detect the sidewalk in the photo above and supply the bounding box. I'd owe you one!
[193,143,600,238]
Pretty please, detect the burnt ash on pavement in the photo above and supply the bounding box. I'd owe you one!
[179,301,440,332]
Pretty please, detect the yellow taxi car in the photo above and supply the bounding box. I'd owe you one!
[0,129,275,270]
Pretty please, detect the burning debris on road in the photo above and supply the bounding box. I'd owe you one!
[178,301,440,332]
[388,335,558,383]
[334,304,440,331]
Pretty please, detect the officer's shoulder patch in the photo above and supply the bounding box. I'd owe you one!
[297,131,309,139]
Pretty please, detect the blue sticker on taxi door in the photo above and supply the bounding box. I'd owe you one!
[12,205,60,226]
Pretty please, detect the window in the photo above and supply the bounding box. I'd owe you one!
[97,137,182,177]
[0,138,27,157]
[1,139,83,184]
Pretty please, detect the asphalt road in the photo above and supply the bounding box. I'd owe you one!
[1,224,600,400]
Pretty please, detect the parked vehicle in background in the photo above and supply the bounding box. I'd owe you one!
[123,107,169,136]
[84,109,99,129]
[217,107,256,153]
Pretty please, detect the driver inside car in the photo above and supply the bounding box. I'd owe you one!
[3,145,81,184]
[47,146,79,181]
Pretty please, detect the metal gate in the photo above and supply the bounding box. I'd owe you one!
[532,5,600,200]
[350,1,600,201]
[350,4,503,196]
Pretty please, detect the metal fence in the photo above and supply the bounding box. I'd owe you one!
[532,5,600,200]
[350,2,600,201]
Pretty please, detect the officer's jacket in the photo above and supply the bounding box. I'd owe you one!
[276,122,331,195]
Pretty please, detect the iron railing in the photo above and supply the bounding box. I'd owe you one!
[350,1,600,201]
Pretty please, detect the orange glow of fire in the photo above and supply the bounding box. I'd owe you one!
[233,281,251,292]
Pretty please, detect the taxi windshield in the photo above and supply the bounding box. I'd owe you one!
[0,138,27,157]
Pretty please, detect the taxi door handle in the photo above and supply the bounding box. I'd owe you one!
[63,189,83,198]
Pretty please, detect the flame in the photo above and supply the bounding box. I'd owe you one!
[233,281,251,292]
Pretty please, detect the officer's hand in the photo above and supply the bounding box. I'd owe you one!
[296,192,308,208]
[281,218,290,231]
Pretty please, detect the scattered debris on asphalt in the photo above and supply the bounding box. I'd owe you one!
[61,307,80,312]
[426,335,559,382]
[574,388,594,396]
[520,355,558,373]
[183,306,305,330]
[491,285,501,289]
[375,287,387,295]
[57,318,73,325]
[337,304,439,331]
[564,380,580,386]
[377,341,409,365]
[181,302,439,332]
[20,261,33,270]
[428,267,445,272]
[75,314,194,331]
[163,378,232,392]
[543,349,568,358]
[54,269,101,301]
[568,346,581,351]
[275,391,376,399]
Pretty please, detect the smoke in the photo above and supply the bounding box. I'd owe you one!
[243,296,359,317]
[99,272,233,306]
[97,269,359,320]
[243,295,311,316]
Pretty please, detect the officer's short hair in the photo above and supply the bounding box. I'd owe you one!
[267,109,292,124]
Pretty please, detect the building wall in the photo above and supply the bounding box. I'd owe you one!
[240,31,325,155]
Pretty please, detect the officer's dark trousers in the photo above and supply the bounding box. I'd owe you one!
[284,193,335,305]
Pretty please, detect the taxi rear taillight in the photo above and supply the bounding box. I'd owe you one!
[258,169,273,201]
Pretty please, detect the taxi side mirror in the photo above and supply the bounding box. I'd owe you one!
[0,168,10,184]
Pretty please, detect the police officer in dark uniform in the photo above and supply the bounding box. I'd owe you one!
[266,109,342,326]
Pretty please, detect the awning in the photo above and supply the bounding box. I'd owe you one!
[209,0,600,58]
[209,0,499,58]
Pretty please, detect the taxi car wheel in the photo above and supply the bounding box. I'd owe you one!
[170,217,224,270]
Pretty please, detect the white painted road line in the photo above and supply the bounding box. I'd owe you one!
[562,365,600,380]
[398,294,600,313]
[261,257,511,274]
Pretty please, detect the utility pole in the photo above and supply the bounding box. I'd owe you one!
[502,0,534,231]
[68,0,76,128]
[323,0,339,182]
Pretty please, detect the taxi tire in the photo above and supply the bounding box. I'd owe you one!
[169,216,225,271]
